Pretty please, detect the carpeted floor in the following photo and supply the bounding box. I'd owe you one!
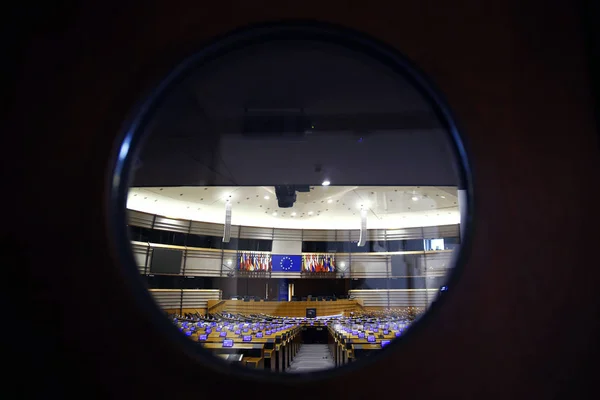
[286,344,334,373]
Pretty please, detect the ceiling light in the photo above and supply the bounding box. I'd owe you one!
[264,196,270,200]
[272,212,277,216]
[322,180,331,186]
[291,212,296,216]
[440,195,446,199]
[341,262,346,267]
[412,196,419,201]
[308,211,313,215]
[327,199,333,203]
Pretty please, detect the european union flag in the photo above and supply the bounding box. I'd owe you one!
[271,255,302,272]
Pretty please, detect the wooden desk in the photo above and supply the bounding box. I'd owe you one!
[328,326,398,365]
[207,299,361,317]
[201,342,265,366]
[351,344,382,362]
[195,327,300,372]
[202,342,263,352]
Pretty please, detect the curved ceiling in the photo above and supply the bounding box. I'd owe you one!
[127,186,460,230]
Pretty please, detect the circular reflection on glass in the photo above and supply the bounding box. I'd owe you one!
[118,25,470,374]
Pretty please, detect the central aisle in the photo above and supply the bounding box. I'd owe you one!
[287,344,334,373]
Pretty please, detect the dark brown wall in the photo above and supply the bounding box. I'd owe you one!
[291,279,350,298]
[217,278,350,299]
[10,1,600,399]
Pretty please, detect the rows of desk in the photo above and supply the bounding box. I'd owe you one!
[328,323,405,366]
[175,315,411,371]
[177,320,302,371]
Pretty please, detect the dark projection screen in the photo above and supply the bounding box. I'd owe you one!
[150,248,183,274]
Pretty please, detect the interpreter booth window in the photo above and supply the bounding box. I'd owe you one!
[116,25,470,375]
[425,239,445,251]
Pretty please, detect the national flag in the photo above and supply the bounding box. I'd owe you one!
[239,253,244,270]
[330,256,336,272]
[245,252,251,270]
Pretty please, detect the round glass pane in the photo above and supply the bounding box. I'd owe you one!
[117,26,470,375]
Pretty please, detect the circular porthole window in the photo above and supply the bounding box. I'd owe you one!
[110,22,472,376]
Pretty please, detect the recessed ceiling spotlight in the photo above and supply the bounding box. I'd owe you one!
[440,195,446,199]
[327,199,333,203]
[322,180,331,186]
[308,211,313,215]
[411,196,419,201]
[272,212,277,216]
[291,212,296,216]
[264,196,270,200]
